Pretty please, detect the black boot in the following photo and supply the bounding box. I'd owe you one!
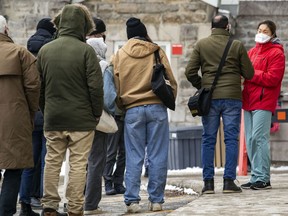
[20,202,40,216]
[105,181,117,195]
[114,183,126,194]
[202,179,214,194]
[223,178,242,193]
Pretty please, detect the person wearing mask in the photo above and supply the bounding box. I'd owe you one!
[19,18,56,215]
[113,17,177,213]
[185,15,254,194]
[241,20,285,190]
[0,15,40,216]
[84,36,117,215]
[37,4,103,216]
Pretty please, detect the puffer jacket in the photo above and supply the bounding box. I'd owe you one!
[0,33,40,169]
[242,40,285,113]
[185,28,254,100]
[37,4,103,131]
[113,38,177,110]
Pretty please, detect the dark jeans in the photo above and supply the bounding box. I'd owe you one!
[202,99,242,180]
[84,130,108,211]
[103,118,125,185]
[19,130,46,204]
[0,169,23,216]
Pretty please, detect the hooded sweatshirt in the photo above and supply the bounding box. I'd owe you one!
[113,38,177,110]
[242,39,285,112]
[37,4,103,131]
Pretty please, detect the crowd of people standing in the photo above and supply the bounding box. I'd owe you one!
[0,2,285,216]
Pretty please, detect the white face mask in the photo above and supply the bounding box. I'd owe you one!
[255,33,271,44]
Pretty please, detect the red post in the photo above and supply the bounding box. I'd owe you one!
[238,109,248,176]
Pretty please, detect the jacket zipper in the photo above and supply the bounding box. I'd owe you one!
[260,88,264,101]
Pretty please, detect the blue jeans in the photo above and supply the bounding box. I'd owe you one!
[19,130,46,204]
[124,104,169,204]
[0,169,23,216]
[244,110,272,183]
[202,99,242,180]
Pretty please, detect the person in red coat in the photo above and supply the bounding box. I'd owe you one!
[241,20,285,190]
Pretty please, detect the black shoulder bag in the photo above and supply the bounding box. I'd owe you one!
[151,49,175,110]
[187,38,233,117]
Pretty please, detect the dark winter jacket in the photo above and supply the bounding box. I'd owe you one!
[28,28,55,130]
[242,40,285,113]
[27,28,54,56]
[185,28,254,100]
[37,4,103,131]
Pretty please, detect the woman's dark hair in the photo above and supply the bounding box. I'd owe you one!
[257,20,277,37]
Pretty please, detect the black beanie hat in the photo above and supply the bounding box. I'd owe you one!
[36,18,56,35]
[126,17,147,39]
[89,17,106,35]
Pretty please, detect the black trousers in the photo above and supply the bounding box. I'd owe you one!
[0,169,23,216]
[103,118,126,185]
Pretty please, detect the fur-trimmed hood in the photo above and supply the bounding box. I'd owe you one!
[52,4,95,42]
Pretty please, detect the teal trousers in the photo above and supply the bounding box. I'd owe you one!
[244,110,272,183]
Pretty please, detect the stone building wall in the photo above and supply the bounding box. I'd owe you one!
[0,0,217,127]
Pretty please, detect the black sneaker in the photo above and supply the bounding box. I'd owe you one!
[114,184,126,194]
[202,179,214,194]
[105,181,117,195]
[241,182,253,189]
[251,181,272,190]
[223,179,242,193]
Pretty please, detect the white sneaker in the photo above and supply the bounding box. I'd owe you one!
[126,203,141,213]
[84,207,103,215]
[148,202,162,211]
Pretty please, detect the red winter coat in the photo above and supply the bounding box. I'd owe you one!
[242,41,285,113]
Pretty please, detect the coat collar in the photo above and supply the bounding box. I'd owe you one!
[0,33,14,43]
[211,28,230,36]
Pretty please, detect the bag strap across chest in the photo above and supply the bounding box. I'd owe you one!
[211,38,234,91]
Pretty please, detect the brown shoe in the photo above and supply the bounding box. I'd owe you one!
[41,208,68,216]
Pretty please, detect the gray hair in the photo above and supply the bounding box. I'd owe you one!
[0,15,7,33]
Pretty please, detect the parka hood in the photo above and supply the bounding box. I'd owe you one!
[52,4,94,42]
[121,38,159,59]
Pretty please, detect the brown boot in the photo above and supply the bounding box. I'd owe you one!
[41,208,68,216]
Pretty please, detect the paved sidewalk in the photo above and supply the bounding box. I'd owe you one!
[167,172,288,216]
[5,169,288,215]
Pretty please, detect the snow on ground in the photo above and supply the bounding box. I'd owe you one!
[59,162,288,196]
